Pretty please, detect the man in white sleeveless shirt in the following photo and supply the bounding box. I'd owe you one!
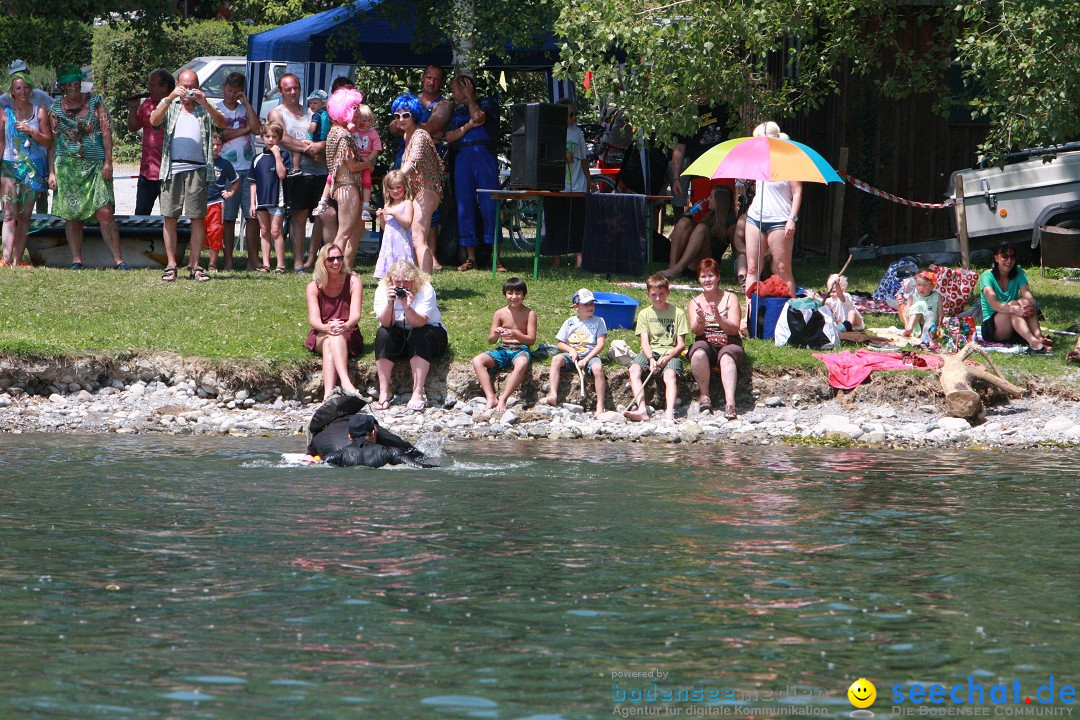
[266,73,335,273]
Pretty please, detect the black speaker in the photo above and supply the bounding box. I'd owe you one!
[509,103,567,191]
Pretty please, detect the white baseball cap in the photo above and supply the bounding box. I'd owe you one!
[7,59,28,76]
[572,288,595,304]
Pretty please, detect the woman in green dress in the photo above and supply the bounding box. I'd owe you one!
[46,64,126,270]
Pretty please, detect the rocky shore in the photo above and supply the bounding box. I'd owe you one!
[2,353,1079,450]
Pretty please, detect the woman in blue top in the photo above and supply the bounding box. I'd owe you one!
[978,241,1051,351]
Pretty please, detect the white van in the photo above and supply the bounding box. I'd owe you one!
[175,56,246,107]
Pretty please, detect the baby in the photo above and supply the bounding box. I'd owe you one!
[900,271,941,338]
[824,273,864,332]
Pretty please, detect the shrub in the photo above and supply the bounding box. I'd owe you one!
[92,19,272,157]
[0,18,92,70]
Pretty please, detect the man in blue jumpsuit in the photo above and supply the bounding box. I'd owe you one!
[444,75,501,271]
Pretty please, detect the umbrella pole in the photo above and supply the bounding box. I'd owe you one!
[751,184,763,338]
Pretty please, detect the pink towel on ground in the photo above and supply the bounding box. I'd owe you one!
[813,349,943,390]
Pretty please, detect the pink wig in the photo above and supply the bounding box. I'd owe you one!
[327,88,364,124]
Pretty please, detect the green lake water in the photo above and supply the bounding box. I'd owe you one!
[1,434,1078,719]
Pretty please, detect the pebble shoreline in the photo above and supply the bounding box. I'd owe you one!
[2,373,1079,450]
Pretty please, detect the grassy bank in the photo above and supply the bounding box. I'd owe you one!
[2,249,1079,383]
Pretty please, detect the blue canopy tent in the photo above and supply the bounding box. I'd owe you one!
[246,0,572,116]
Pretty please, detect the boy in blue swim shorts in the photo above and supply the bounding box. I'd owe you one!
[540,288,608,419]
[471,277,537,411]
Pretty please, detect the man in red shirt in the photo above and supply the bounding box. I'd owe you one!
[126,68,174,215]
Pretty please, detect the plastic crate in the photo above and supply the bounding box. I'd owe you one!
[592,291,640,330]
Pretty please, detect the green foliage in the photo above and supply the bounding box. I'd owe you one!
[364,0,558,73]
[955,0,1080,164]
[0,18,92,69]
[554,0,924,148]
[554,0,1079,160]
[232,0,339,25]
[0,0,170,25]
[91,19,272,157]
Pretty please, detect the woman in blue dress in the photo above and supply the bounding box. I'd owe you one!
[0,72,50,266]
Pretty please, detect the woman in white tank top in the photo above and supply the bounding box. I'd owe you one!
[744,121,802,297]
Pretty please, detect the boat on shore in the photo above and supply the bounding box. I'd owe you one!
[25,215,190,269]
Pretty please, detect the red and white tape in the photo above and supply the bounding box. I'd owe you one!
[840,171,955,209]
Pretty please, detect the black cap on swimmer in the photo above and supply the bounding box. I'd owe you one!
[348,414,377,438]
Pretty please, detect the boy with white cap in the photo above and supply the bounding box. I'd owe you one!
[540,288,608,418]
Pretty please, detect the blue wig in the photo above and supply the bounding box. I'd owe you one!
[391,92,423,118]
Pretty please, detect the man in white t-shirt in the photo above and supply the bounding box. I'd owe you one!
[215,71,261,271]
[149,69,226,282]
[267,73,333,273]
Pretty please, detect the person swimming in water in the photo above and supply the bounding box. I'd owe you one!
[303,394,433,468]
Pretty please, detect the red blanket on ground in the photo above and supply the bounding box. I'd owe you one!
[812,349,943,390]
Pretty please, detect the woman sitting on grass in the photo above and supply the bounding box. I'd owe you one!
[372,259,448,410]
[687,258,744,420]
[979,241,1052,351]
[305,244,363,401]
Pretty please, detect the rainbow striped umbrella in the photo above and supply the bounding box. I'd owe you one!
[683,136,843,184]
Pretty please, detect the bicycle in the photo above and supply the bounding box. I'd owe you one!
[497,153,539,252]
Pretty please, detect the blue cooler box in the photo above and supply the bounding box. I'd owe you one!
[748,294,788,340]
[592,292,640,330]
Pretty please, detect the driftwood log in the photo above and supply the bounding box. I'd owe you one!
[939,343,1024,423]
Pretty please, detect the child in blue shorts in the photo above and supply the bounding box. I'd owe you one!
[540,288,608,419]
[471,277,537,411]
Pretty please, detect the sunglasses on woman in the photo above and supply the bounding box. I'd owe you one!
[392,112,412,120]
[998,252,1017,259]
[326,256,344,264]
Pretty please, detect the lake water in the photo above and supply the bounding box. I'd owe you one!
[2,434,1078,719]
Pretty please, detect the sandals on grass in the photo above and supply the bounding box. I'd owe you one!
[189,266,210,282]
[161,266,178,282]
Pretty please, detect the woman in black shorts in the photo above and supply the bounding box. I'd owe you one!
[372,259,448,410]
[687,257,745,420]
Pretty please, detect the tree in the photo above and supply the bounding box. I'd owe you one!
[554,0,1079,163]
[371,0,558,74]
[553,0,923,149]
[954,0,1080,163]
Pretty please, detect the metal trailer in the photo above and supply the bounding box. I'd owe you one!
[949,143,1080,269]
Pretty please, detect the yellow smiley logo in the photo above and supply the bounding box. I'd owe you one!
[848,678,876,708]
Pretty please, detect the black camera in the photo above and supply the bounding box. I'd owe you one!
[393,286,407,299]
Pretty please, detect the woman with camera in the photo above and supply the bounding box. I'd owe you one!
[372,259,448,410]
[306,244,364,401]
